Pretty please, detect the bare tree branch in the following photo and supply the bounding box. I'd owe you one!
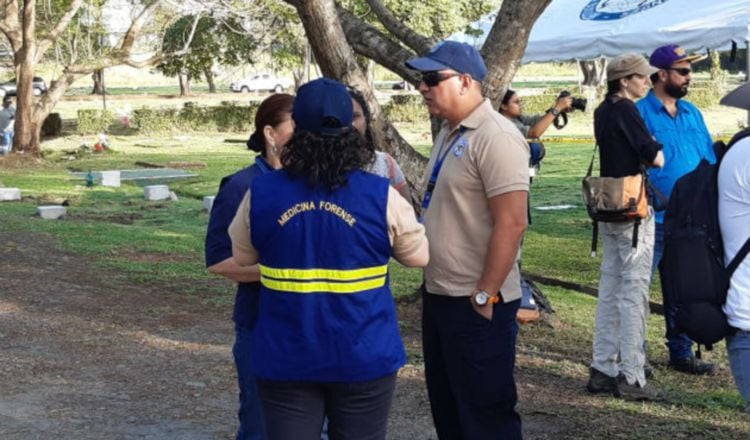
[336,5,420,86]
[284,0,427,195]
[0,0,21,65]
[481,0,553,105]
[364,0,436,55]
[35,0,84,63]
[120,0,164,56]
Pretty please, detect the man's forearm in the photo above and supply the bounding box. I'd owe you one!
[208,257,261,283]
[476,223,525,294]
[475,191,528,295]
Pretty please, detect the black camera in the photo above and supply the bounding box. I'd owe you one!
[558,91,587,112]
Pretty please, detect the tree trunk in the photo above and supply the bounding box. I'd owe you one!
[578,59,606,88]
[14,0,40,156]
[91,68,105,95]
[178,73,191,96]
[204,67,216,93]
[481,0,554,106]
[287,0,427,192]
[284,0,552,192]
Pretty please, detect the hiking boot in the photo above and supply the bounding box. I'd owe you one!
[586,368,619,396]
[668,357,716,376]
[616,376,665,402]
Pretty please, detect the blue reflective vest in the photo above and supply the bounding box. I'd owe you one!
[249,170,406,382]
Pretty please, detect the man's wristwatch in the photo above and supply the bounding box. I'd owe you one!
[472,289,500,307]
[547,107,561,117]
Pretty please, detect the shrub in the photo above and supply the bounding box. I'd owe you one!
[687,81,723,108]
[132,108,178,133]
[384,94,429,123]
[77,109,113,134]
[521,94,559,115]
[130,103,259,134]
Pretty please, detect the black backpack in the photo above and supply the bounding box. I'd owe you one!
[660,128,750,349]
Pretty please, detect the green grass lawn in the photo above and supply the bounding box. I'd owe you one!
[2,127,750,437]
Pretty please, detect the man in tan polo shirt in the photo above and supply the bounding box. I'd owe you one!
[406,41,529,439]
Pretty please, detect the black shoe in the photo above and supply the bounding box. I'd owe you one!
[668,357,716,376]
[616,376,665,401]
[644,360,654,379]
[586,368,619,396]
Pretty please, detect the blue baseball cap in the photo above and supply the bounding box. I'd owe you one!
[293,77,353,137]
[406,41,487,81]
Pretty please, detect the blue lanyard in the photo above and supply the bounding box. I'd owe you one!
[420,127,466,221]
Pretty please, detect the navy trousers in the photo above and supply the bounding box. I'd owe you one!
[234,325,265,440]
[422,290,522,440]
[256,373,396,440]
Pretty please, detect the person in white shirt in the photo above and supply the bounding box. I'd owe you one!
[718,82,750,413]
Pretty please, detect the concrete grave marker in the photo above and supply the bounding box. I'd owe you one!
[144,185,170,201]
[0,188,21,201]
[37,206,66,220]
[203,196,215,212]
[100,171,121,187]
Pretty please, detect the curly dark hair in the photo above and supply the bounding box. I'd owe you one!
[281,129,375,189]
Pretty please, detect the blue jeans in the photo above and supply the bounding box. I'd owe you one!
[0,130,11,155]
[234,325,265,440]
[653,222,694,361]
[727,330,750,411]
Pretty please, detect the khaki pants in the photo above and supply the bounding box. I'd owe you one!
[591,213,654,386]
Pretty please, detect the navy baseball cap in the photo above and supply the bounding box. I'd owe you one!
[293,77,353,137]
[649,44,707,69]
[406,41,487,81]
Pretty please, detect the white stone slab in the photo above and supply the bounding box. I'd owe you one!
[203,196,215,212]
[100,170,121,187]
[37,205,66,220]
[169,191,179,202]
[144,185,170,201]
[0,187,21,201]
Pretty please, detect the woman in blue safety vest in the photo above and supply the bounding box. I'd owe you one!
[205,93,295,440]
[229,77,429,440]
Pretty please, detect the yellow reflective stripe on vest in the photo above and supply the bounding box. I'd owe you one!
[259,265,388,281]
[260,275,387,294]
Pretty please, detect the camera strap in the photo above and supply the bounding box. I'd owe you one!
[553,112,568,129]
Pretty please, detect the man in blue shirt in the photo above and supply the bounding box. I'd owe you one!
[637,44,716,375]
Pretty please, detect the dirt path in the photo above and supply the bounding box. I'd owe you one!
[0,231,576,439]
[0,232,437,439]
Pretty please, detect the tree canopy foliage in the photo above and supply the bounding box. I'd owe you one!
[156,14,257,93]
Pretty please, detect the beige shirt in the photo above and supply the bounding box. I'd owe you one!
[421,99,529,301]
[229,185,426,264]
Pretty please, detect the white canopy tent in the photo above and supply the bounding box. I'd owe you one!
[449,0,750,63]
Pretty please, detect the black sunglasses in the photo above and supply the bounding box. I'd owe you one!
[421,71,461,87]
[668,67,692,76]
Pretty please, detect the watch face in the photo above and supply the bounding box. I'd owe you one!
[475,291,489,306]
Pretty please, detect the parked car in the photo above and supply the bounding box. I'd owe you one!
[0,77,48,97]
[229,73,293,93]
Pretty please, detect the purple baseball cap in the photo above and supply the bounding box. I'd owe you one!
[649,45,707,69]
[406,41,487,81]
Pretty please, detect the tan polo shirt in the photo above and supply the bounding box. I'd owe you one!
[229,185,427,264]
[422,99,529,301]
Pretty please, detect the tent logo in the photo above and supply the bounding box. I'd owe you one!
[580,0,669,21]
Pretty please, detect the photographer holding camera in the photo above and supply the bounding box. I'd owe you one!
[499,89,585,139]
